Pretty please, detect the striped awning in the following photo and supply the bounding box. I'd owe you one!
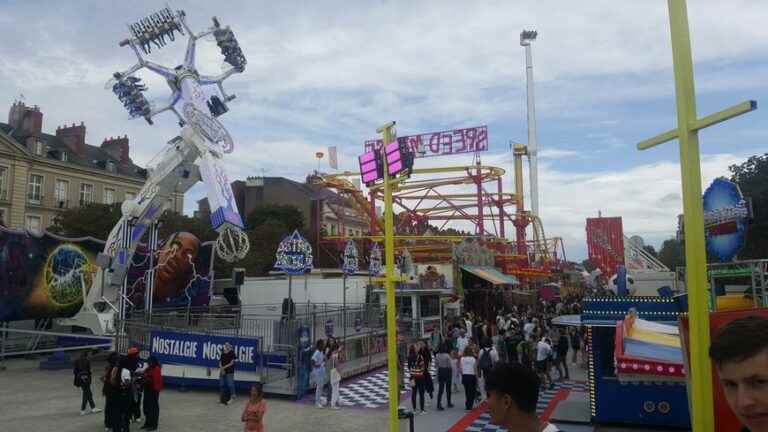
[461,265,520,286]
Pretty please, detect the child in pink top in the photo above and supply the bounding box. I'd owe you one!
[241,383,266,432]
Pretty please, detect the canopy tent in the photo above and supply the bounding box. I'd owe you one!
[460,265,519,286]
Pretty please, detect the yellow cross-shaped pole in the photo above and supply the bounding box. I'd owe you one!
[637,2,757,431]
[377,121,400,432]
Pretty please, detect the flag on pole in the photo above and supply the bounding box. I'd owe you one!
[328,146,338,170]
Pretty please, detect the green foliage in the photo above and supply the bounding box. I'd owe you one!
[157,210,217,243]
[642,244,658,257]
[729,153,768,259]
[246,204,304,232]
[49,203,123,239]
[658,238,684,271]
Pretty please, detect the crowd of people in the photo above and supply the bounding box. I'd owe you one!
[73,341,267,432]
[401,296,587,414]
[72,347,164,432]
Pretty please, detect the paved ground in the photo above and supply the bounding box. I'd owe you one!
[0,357,392,432]
[0,355,690,432]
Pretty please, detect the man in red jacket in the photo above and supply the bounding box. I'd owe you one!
[141,356,163,431]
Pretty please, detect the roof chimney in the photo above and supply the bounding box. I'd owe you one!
[9,101,43,135]
[101,134,131,165]
[56,122,86,155]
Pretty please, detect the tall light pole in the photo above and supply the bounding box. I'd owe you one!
[377,121,400,432]
[520,29,539,218]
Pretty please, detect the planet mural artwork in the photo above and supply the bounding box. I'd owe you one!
[44,244,96,306]
[0,227,215,322]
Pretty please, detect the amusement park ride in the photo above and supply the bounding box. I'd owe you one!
[59,7,250,336]
[309,138,565,280]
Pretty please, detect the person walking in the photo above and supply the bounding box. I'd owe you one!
[569,327,581,366]
[141,356,163,431]
[74,350,102,416]
[460,346,478,411]
[422,342,435,405]
[535,337,554,389]
[554,333,570,380]
[435,342,454,410]
[311,340,326,408]
[241,383,267,432]
[219,342,237,405]
[450,348,461,393]
[407,345,427,415]
[328,341,342,409]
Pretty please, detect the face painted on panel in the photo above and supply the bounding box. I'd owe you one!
[154,232,199,299]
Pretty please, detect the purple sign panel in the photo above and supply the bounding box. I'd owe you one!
[364,125,488,158]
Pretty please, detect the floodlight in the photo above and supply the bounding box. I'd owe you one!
[359,150,382,185]
[520,29,537,46]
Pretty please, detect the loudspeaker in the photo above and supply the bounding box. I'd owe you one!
[232,268,245,286]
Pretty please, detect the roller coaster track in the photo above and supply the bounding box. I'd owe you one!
[310,166,564,264]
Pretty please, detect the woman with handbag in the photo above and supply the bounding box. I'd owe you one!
[408,345,427,415]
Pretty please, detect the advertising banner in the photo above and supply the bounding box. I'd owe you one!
[364,125,488,158]
[586,217,625,279]
[702,178,749,262]
[149,330,260,372]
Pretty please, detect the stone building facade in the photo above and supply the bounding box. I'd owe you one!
[0,100,183,231]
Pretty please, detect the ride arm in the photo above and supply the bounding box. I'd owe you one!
[87,133,201,309]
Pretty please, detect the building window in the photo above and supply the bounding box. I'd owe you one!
[34,140,43,156]
[0,208,5,226]
[80,183,94,206]
[55,179,69,208]
[61,152,68,162]
[125,192,136,201]
[395,296,413,319]
[104,188,115,205]
[26,215,41,232]
[28,174,43,203]
[106,161,116,172]
[419,295,441,318]
[0,166,7,200]
[330,224,337,235]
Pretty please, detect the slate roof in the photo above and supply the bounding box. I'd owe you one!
[0,122,147,180]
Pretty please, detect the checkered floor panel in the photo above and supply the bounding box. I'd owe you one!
[459,381,588,432]
[300,364,439,409]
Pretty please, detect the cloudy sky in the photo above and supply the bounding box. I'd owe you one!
[1,0,766,260]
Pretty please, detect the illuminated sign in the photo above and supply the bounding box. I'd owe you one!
[274,230,313,275]
[703,178,749,262]
[364,125,488,158]
[358,151,380,184]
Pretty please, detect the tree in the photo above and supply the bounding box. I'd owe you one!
[658,238,684,271]
[729,153,768,259]
[246,204,304,233]
[49,203,123,239]
[157,210,217,243]
[642,244,658,257]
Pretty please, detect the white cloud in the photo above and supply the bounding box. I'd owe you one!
[0,1,764,258]
[539,148,580,159]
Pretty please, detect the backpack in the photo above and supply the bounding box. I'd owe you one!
[479,348,492,370]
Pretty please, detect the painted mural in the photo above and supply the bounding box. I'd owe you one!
[0,227,214,322]
[0,227,101,321]
[125,232,215,309]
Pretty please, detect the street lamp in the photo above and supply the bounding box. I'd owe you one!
[520,29,540,219]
